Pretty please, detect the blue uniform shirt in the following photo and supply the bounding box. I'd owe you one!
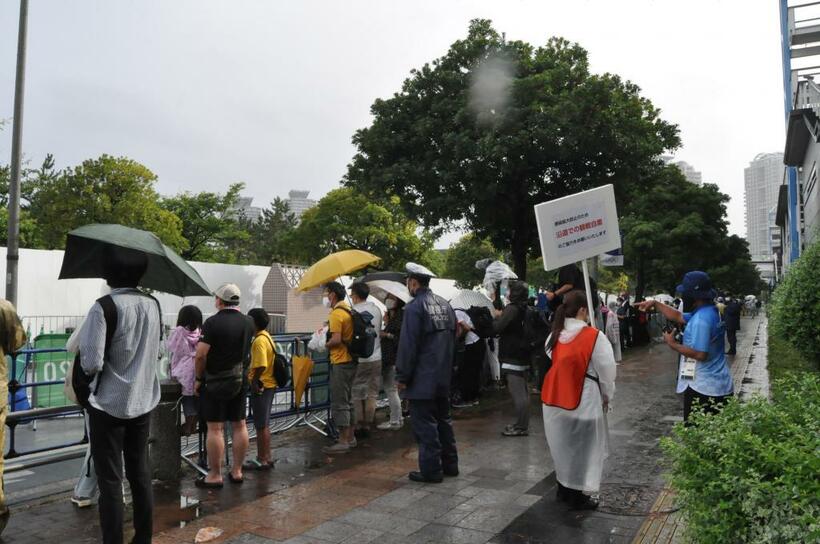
[676,304,733,396]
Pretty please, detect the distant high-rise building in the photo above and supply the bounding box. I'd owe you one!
[744,152,784,261]
[233,196,263,223]
[661,156,703,185]
[286,190,317,221]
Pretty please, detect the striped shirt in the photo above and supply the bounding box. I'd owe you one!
[79,288,161,419]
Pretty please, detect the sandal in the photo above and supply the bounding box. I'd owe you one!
[242,459,273,471]
[227,472,244,484]
[195,476,223,489]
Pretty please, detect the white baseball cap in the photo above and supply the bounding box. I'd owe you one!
[214,283,241,303]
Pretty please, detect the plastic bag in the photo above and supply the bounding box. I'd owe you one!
[480,260,518,299]
[308,325,328,353]
[195,527,224,543]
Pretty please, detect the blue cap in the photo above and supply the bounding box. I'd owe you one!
[676,271,716,300]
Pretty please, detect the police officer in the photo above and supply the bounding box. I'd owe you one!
[396,262,459,483]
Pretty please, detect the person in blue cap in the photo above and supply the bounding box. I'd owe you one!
[396,262,459,483]
[637,271,733,422]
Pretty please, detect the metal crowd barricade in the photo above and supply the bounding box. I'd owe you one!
[182,333,336,475]
[4,348,85,463]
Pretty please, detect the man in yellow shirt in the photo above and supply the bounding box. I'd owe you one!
[323,281,356,454]
[0,298,26,534]
[245,308,277,470]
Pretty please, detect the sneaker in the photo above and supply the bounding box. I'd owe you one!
[502,428,529,437]
[408,471,443,483]
[451,400,473,409]
[377,421,403,431]
[322,442,351,455]
[71,496,94,508]
[349,437,358,448]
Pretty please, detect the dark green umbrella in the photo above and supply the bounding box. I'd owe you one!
[58,224,212,297]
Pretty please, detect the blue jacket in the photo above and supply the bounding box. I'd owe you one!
[395,287,457,399]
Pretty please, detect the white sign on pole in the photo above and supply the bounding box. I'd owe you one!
[534,184,621,272]
[534,184,621,329]
[600,250,624,267]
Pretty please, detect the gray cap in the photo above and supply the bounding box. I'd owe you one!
[406,262,437,279]
[214,283,241,303]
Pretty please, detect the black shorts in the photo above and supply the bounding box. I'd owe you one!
[201,387,247,423]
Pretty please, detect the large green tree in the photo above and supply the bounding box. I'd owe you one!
[444,234,500,288]
[28,155,185,251]
[228,198,298,265]
[161,183,245,261]
[286,188,434,271]
[344,19,679,279]
[621,165,763,298]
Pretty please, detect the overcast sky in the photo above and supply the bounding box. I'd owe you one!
[0,0,786,247]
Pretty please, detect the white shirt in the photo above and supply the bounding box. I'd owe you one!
[455,309,480,346]
[354,300,382,362]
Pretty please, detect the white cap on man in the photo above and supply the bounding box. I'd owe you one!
[405,262,437,280]
[214,283,241,304]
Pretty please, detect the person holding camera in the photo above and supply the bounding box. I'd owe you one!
[637,271,733,423]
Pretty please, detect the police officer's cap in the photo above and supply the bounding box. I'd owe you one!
[405,262,437,281]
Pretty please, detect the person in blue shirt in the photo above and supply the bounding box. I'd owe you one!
[637,271,733,422]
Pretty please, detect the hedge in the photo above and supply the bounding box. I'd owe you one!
[768,237,820,367]
[661,373,820,543]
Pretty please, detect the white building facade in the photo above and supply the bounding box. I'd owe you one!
[744,152,785,261]
[285,190,317,221]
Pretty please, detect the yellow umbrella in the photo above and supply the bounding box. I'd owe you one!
[291,354,314,408]
[297,249,381,291]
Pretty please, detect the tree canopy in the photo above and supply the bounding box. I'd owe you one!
[444,234,500,288]
[344,19,680,278]
[286,187,435,271]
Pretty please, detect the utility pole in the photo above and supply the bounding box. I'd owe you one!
[5,0,29,307]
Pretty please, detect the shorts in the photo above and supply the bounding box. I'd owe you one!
[202,387,247,423]
[181,395,198,418]
[352,359,381,401]
[250,388,275,431]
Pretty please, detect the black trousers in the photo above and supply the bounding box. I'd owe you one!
[683,387,732,424]
[456,341,486,402]
[408,397,458,477]
[726,329,738,353]
[88,407,153,544]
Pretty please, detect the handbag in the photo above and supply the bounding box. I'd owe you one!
[205,365,244,400]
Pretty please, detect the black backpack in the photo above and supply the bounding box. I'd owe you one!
[262,336,291,387]
[73,293,163,409]
[522,305,551,354]
[339,307,377,359]
[465,306,495,338]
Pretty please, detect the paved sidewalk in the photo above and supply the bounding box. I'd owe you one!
[631,315,767,544]
[4,320,737,544]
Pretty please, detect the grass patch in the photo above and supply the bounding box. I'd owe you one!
[767,331,818,395]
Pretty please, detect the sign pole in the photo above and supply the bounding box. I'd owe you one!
[581,259,596,329]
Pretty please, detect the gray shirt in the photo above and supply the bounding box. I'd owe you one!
[79,288,161,419]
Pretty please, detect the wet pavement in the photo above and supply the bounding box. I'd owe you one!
[2,317,765,544]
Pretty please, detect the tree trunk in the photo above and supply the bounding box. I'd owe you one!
[511,228,528,282]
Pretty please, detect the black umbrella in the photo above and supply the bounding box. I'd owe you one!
[356,271,407,284]
[59,224,212,297]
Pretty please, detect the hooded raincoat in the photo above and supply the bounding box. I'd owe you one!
[543,318,616,493]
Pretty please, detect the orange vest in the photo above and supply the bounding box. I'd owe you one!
[541,326,599,410]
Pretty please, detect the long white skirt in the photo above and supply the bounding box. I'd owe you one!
[542,381,610,493]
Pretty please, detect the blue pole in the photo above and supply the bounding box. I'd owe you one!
[780,0,801,262]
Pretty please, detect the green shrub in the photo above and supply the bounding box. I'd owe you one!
[768,333,816,390]
[661,373,820,543]
[769,238,820,364]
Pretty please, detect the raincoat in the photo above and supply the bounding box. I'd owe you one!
[605,311,622,363]
[542,318,616,493]
[167,326,200,396]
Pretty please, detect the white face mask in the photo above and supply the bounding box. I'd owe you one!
[322,296,331,308]
[385,299,397,310]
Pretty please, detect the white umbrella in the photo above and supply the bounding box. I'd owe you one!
[652,294,674,305]
[745,295,756,301]
[449,289,494,311]
[365,279,412,304]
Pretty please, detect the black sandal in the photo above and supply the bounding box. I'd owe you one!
[195,476,223,489]
[227,473,244,484]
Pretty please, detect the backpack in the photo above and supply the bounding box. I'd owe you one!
[339,307,377,359]
[71,295,118,409]
[465,306,495,339]
[522,305,551,355]
[69,293,163,408]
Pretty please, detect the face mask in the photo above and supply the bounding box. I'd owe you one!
[385,299,397,310]
[322,296,331,308]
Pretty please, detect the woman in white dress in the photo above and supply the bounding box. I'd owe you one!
[541,290,617,510]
